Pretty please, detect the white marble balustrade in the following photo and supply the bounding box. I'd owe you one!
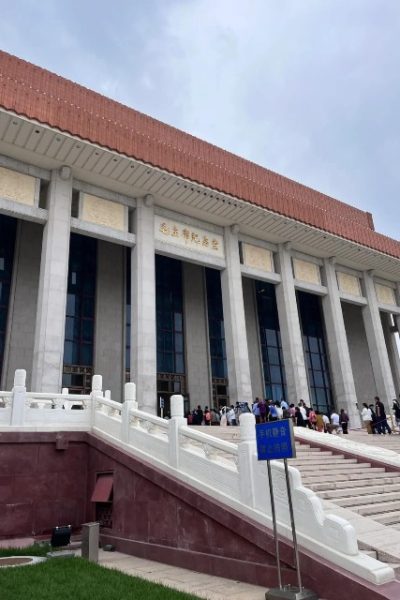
[0,369,395,586]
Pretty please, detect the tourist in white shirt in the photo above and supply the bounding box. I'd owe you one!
[329,411,340,434]
[361,402,373,434]
[322,414,330,432]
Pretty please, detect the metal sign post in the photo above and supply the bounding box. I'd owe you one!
[267,459,282,590]
[256,420,318,600]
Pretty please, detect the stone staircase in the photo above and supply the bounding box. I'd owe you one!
[192,426,400,572]
[293,443,400,528]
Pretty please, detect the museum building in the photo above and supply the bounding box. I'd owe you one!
[0,50,400,424]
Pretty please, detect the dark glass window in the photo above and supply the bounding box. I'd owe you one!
[156,255,185,374]
[255,280,286,401]
[63,234,97,371]
[0,215,17,381]
[297,291,333,414]
[205,268,227,379]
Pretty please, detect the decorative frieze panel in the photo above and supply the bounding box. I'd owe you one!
[375,283,396,306]
[155,215,224,258]
[81,193,126,231]
[0,166,37,206]
[241,243,274,273]
[337,272,362,297]
[293,258,321,285]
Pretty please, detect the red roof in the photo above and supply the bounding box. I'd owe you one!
[0,50,399,259]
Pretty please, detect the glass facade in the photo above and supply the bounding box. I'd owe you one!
[255,280,286,401]
[63,233,97,392]
[297,291,333,413]
[156,255,185,375]
[205,268,227,379]
[0,215,17,382]
[205,268,229,408]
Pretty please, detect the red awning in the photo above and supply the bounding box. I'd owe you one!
[91,474,113,502]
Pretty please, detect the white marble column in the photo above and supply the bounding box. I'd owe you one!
[31,167,72,392]
[362,271,396,410]
[394,284,400,394]
[322,258,360,426]
[131,195,157,413]
[275,243,310,404]
[382,312,400,397]
[220,226,253,406]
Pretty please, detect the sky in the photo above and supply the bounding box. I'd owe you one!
[0,0,399,240]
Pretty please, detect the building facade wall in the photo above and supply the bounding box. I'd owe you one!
[4,220,42,390]
[242,277,265,401]
[342,302,378,406]
[381,311,400,397]
[94,240,125,400]
[183,262,211,409]
[0,153,399,418]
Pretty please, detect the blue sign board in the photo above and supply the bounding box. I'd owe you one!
[256,420,296,460]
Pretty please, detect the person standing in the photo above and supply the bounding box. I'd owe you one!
[329,410,340,434]
[392,399,400,433]
[361,403,373,434]
[258,398,267,423]
[315,410,325,433]
[220,406,227,427]
[375,396,391,434]
[340,409,349,434]
[194,405,204,425]
[227,405,237,426]
[252,399,261,424]
[295,406,305,427]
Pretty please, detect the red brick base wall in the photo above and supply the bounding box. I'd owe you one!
[0,431,398,600]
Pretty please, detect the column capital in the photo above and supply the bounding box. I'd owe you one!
[230,224,240,235]
[58,165,72,180]
[327,256,336,266]
[143,194,154,207]
[281,241,292,252]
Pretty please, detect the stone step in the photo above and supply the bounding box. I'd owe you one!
[291,457,352,466]
[355,499,400,516]
[308,472,400,488]
[295,462,374,472]
[295,449,334,455]
[301,470,388,484]
[371,511,400,525]
[316,482,400,499]
[335,491,400,508]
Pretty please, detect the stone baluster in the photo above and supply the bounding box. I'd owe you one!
[121,382,137,442]
[10,369,27,426]
[90,374,103,426]
[238,413,257,507]
[168,394,186,469]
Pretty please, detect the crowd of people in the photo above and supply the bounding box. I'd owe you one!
[185,394,400,434]
[360,396,400,434]
[186,398,350,434]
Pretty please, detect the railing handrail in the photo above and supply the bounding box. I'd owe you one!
[26,392,91,401]
[96,396,122,411]
[179,425,238,455]
[130,408,169,429]
[0,370,394,586]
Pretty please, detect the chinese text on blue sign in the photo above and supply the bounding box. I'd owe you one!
[256,420,296,461]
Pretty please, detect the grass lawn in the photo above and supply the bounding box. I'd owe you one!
[0,546,201,600]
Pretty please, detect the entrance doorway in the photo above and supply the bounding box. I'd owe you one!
[157,373,188,417]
